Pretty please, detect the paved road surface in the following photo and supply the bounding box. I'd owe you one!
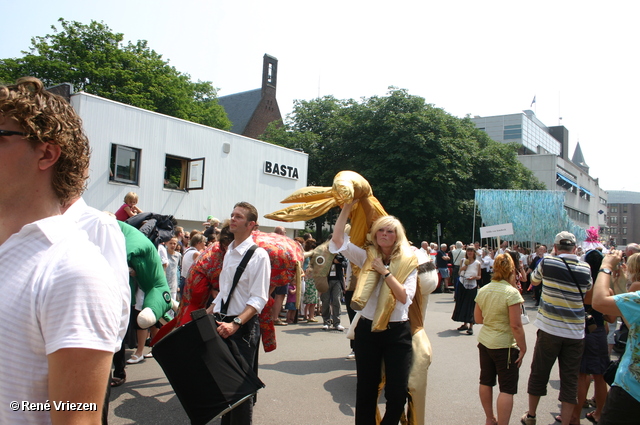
[109,293,592,424]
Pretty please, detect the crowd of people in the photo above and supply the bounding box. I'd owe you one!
[2,76,639,425]
[421,235,640,425]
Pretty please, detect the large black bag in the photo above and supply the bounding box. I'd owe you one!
[153,309,265,425]
[125,212,175,246]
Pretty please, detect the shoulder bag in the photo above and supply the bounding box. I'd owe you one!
[153,244,263,424]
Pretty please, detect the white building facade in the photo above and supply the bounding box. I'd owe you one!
[471,111,607,231]
[72,93,308,233]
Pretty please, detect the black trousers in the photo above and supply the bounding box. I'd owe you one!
[220,315,261,425]
[481,268,491,287]
[354,318,412,425]
[345,290,356,349]
[600,385,640,425]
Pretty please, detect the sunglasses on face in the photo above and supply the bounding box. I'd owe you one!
[0,129,28,137]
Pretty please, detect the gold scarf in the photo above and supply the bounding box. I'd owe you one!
[352,245,418,331]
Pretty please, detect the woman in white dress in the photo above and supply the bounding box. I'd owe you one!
[452,247,482,335]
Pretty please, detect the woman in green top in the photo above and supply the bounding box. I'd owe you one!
[474,254,527,425]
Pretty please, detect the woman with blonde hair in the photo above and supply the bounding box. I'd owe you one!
[331,201,417,425]
[453,247,482,334]
[474,254,526,425]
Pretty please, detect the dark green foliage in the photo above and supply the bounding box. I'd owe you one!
[262,88,544,243]
[0,19,231,130]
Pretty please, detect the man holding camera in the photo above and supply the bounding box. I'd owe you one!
[521,231,593,425]
[321,252,347,331]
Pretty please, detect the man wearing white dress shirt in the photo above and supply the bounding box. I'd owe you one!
[211,201,270,425]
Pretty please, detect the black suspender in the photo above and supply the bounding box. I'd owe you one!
[220,244,258,316]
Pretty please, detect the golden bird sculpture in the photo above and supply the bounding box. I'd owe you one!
[266,170,432,425]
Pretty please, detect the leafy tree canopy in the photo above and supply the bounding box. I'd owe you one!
[262,88,544,243]
[0,18,231,130]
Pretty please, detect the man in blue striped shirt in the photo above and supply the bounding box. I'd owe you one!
[521,231,593,425]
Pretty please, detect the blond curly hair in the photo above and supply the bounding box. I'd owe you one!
[0,77,90,203]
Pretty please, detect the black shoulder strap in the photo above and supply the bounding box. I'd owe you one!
[221,244,258,315]
[559,257,585,302]
[452,250,460,265]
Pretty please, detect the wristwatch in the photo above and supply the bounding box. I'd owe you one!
[598,268,613,275]
[233,316,243,326]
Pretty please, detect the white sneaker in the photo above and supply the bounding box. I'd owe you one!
[347,350,355,360]
[322,324,329,330]
[334,324,345,331]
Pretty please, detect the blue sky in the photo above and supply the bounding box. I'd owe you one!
[3,0,639,192]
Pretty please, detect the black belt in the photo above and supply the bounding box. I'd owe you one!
[213,313,258,325]
[213,313,238,323]
[359,317,407,330]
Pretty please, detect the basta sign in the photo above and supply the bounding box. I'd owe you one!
[263,161,299,180]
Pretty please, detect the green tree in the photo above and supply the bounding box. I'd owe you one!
[0,18,230,130]
[263,88,544,243]
[263,96,355,240]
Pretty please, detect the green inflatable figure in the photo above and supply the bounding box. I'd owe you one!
[118,221,174,328]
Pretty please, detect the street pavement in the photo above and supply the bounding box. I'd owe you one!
[108,293,591,425]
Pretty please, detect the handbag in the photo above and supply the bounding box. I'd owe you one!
[603,359,620,386]
[153,309,265,425]
[153,244,263,425]
[520,304,530,325]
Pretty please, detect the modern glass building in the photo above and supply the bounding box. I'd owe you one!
[471,110,563,156]
[471,111,608,235]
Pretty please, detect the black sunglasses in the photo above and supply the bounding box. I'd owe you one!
[0,129,28,137]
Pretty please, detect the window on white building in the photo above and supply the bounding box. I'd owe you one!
[109,144,140,185]
[164,155,205,191]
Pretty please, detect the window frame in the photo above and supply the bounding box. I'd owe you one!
[164,154,205,191]
[109,144,141,186]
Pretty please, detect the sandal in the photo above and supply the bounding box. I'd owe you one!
[110,377,126,387]
[555,415,580,425]
[274,319,288,326]
[457,324,468,331]
[126,354,144,364]
[307,318,318,323]
[586,411,598,424]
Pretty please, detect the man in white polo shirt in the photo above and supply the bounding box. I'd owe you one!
[0,77,123,425]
